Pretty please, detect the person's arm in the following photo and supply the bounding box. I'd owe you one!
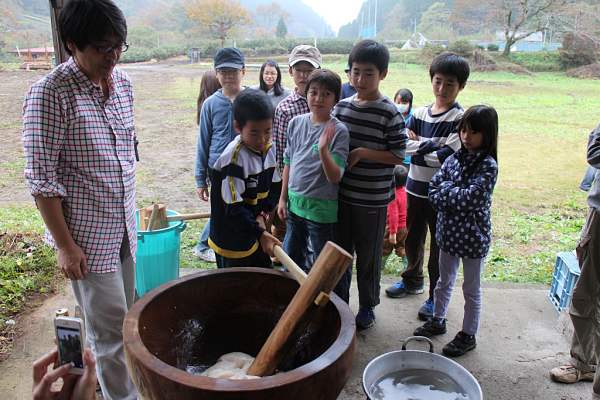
[388,199,399,236]
[348,109,407,169]
[23,82,88,280]
[278,164,290,221]
[272,106,288,173]
[36,197,88,279]
[588,124,600,168]
[318,122,343,183]
[433,158,498,213]
[195,101,212,200]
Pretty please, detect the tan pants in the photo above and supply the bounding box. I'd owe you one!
[570,208,600,395]
[71,235,138,400]
[382,227,408,258]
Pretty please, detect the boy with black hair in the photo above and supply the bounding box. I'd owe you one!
[194,47,246,263]
[208,89,282,268]
[277,69,349,276]
[385,52,470,322]
[333,39,407,329]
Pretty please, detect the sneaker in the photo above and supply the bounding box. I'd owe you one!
[385,281,424,298]
[442,331,477,357]
[413,317,447,337]
[417,298,434,321]
[355,307,376,330]
[193,248,216,263]
[549,364,595,384]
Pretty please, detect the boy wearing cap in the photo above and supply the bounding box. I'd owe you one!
[271,45,322,241]
[341,66,357,99]
[194,48,246,262]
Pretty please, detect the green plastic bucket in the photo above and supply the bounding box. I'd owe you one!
[135,209,186,297]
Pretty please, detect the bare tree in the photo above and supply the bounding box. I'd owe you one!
[495,0,566,56]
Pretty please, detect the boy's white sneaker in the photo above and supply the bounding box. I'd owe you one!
[193,248,216,263]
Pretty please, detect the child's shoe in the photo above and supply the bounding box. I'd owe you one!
[417,298,434,321]
[355,306,376,330]
[385,281,424,298]
[413,317,447,337]
[442,331,477,357]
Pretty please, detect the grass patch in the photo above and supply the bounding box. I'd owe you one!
[0,206,61,360]
[179,219,215,270]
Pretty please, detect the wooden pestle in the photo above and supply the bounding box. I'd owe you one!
[246,241,352,377]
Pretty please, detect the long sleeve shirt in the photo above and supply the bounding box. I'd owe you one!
[272,90,309,174]
[195,89,237,188]
[387,186,407,235]
[405,103,463,198]
[208,136,281,258]
[429,149,498,259]
[22,57,137,273]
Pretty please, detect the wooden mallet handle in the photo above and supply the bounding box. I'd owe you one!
[246,241,352,377]
[166,212,211,222]
[273,245,307,283]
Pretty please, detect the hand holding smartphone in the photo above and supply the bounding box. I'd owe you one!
[54,316,85,375]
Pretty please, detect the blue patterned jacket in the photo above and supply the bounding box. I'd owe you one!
[429,148,498,259]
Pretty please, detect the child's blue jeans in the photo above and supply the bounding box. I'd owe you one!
[283,211,335,273]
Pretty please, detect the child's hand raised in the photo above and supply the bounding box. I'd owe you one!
[318,121,336,152]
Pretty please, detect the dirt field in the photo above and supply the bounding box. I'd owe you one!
[0,61,220,212]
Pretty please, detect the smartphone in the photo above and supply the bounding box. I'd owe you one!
[54,316,85,375]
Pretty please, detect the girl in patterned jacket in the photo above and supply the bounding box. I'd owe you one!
[413,105,499,357]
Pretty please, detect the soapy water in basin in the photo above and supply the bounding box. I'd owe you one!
[369,369,469,400]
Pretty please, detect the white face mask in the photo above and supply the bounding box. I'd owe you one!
[396,103,409,114]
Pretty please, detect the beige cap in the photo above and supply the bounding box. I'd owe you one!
[289,45,322,68]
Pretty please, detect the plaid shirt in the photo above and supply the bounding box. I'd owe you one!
[23,57,137,273]
[272,89,309,173]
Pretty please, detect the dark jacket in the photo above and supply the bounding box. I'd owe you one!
[209,136,281,259]
[429,148,498,259]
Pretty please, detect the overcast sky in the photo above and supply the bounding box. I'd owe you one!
[302,0,364,33]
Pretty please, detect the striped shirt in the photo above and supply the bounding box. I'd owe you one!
[272,90,309,173]
[22,57,137,273]
[333,95,407,208]
[405,103,463,198]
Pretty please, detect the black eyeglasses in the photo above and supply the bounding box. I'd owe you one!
[93,42,129,54]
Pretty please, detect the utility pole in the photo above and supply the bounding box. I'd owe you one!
[374,0,378,36]
[48,0,68,64]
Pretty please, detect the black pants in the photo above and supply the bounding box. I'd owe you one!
[401,193,440,300]
[336,202,387,308]
[215,248,272,269]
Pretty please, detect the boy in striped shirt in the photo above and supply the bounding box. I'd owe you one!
[333,40,407,330]
[385,53,470,322]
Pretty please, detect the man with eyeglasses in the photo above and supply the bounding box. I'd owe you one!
[22,0,137,398]
[271,45,322,244]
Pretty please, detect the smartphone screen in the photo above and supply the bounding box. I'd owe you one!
[56,326,83,368]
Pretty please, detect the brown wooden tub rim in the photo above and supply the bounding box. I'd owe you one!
[123,267,356,392]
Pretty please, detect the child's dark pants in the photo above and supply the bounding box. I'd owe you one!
[402,193,440,300]
[336,201,387,308]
